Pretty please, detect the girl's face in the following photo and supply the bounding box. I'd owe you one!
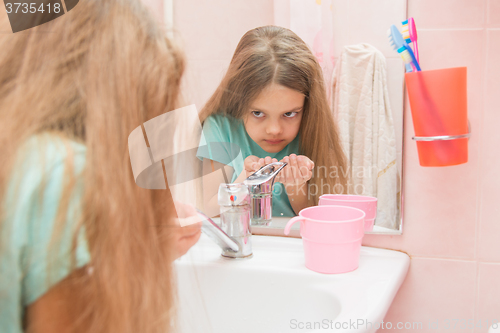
[243,83,305,154]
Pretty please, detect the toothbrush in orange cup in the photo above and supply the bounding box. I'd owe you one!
[401,18,419,63]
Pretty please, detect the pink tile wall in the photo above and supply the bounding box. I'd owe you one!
[362,0,500,332]
[478,29,500,263]
[387,258,477,331]
[173,0,274,110]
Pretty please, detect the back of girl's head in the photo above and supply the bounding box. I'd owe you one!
[0,1,184,332]
[0,0,184,141]
[200,25,323,122]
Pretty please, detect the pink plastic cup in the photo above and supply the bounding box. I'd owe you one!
[319,194,377,232]
[284,206,365,274]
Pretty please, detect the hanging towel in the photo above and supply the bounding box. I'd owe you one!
[332,43,400,230]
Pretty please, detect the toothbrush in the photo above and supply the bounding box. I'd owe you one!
[388,27,412,73]
[397,45,416,72]
[401,20,413,45]
[389,24,421,71]
[388,24,421,71]
[403,18,419,63]
[409,18,419,63]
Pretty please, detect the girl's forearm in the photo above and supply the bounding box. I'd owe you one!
[285,182,310,215]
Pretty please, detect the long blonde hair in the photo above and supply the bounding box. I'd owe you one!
[199,26,348,205]
[0,1,184,332]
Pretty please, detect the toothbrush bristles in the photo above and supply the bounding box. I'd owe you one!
[399,49,412,65]
[387,29,398,51]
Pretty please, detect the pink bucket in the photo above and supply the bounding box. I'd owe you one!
[319,194,377,232]
[284,206,365,274]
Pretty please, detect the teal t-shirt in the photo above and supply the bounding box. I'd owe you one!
[0,134,90,333]
[197,114,300,217]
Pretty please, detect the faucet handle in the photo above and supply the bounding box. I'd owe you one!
[196,209,239,252]
[218,183,250,207]
[243,161,287,193]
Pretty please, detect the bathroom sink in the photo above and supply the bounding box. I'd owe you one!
[174,230,409,333]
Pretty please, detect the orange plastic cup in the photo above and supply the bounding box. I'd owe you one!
[405,67,468,166]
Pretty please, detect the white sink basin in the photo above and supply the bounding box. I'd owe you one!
[174,233,409,333]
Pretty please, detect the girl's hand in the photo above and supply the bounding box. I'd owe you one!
[244,155,278,178]
[276,154,314,186]
[171,202,202,260]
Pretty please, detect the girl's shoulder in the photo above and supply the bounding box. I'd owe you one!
[8,132,86,200]
[12,133,87,186]
[202,113,245,144]
[19,133,86,164]
[8,133,87,214]
[2,133,90,314]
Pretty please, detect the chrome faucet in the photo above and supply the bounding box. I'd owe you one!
[197,209,239,254]
[217,183,252,258]
[196,183,252,259]
[244,162,287,226]
[198,162,286,259]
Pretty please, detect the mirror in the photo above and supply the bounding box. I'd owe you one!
[171,0,407,234]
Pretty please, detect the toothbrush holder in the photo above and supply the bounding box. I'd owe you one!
[405,67,471,167]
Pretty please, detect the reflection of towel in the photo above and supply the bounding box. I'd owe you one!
[332,43,400,229]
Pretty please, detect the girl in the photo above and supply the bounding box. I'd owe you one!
[198,26,348,218]
[0,1,199,332]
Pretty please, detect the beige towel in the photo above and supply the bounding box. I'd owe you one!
[332,43,400,229]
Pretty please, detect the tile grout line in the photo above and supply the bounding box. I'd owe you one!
[417,28,485,31]
[473,5,490,330]
[408,256,494,263]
